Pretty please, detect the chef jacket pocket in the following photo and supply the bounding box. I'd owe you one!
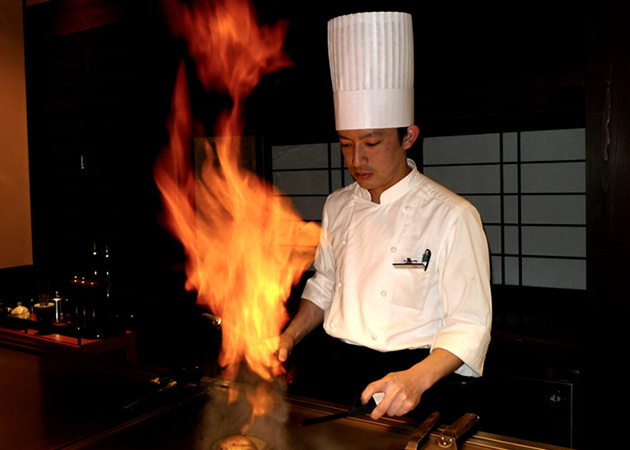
[389,267,436,312]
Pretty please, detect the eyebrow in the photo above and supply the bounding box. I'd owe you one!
[338,130,384,140]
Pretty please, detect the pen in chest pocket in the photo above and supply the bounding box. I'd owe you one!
[393,249,431,271]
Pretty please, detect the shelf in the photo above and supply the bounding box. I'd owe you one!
[0,324,136,362]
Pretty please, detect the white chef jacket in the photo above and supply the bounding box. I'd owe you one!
[302,159,492,377]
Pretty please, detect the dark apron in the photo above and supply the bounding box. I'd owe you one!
[287,328,479,423]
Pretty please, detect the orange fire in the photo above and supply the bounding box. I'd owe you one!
[154,0,320,417]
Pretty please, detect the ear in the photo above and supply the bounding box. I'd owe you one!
[402,125,420,150]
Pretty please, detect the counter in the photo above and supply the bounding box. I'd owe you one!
[0,335,573,450]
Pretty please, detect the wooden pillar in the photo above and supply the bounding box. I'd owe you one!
[585,0,630,443]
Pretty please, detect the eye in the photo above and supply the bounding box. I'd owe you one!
[366,141,381,147]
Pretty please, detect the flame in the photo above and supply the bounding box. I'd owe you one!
[154,0,320,419]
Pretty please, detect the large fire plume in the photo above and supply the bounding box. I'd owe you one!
[153,0,320,411]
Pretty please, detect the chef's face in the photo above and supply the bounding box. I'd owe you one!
[339,126,419,203]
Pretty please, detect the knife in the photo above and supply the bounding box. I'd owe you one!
[301,393,384,426]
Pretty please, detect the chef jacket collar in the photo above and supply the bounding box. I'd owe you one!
[354,159,420,205]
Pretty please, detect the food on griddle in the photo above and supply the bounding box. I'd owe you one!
[217,435,258,449]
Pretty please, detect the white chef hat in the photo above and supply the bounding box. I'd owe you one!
[328,11,414,131]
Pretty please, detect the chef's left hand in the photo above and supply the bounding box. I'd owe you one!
[360,367,426,420]
[360,348,464,420]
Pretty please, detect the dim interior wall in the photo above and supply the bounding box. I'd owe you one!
[0,0,33,269]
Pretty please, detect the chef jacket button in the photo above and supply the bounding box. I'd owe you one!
[341,238,347,245]
[337,282,342,288]
[405,205,412,212]
[390,247,397,253]
[371,333,377,340]
[380,291,387,297]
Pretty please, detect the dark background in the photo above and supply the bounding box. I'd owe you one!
[1,1,628,447]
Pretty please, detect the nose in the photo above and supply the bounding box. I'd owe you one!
[350,143,367,167]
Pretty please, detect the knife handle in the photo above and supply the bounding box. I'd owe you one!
[348,397,377,416]
[302,393,384,426]
[437,413,479,448]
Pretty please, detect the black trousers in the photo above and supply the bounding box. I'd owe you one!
[287,328,480,424]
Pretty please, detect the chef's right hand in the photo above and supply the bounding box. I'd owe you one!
[274,299,324,363]
[276,332,294,363]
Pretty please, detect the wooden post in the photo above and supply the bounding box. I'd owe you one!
[585,0,630,445]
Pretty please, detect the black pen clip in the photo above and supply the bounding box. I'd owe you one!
[420,249,431,271]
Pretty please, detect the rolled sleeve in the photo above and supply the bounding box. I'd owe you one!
[432,321,491,377]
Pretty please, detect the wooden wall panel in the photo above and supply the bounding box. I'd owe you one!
[0,0,33,269]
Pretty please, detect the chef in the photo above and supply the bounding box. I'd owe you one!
[277,11,492,421]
